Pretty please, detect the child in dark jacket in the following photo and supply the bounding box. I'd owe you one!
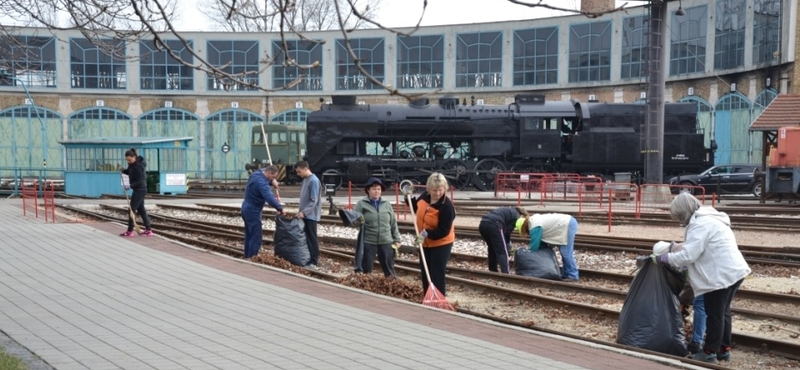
[120,148,153,237]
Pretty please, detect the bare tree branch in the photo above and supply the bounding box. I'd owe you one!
[0,0,629,98]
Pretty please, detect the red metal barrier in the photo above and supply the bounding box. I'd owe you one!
[43,181,56,223]
[21,179,38,218]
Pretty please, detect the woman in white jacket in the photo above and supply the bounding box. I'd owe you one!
[654,192,750,364]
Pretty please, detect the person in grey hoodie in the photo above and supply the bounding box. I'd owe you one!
[353,178,401,277]
[653,192,751,364]
[295,161,322,267]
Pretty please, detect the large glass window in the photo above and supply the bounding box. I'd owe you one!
[753,0,781,64]
[0,36,57,87]
[206,40,260,91]
[513,27,558,86]
[336,38,385,90]
[621,16,647,79]
[70,38,127,89]
[396,35,444,89]
[670,6,708,75]
[272,40,323,91]
[714,0,746,70]
[568,21,611,83]
[140,40,194,90]
[456,31,502,88]
[68,108,132,140]
[270,109,310,126]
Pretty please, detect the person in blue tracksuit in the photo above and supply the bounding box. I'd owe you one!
[241,165,283,258]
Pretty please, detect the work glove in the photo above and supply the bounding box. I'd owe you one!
[392,243,401,259]
[415,230,428,245]
[635,255,650,269]
[655,253,670,265]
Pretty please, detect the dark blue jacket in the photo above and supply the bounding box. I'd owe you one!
[242,171,282,214]
[121,156,147,191]
[480,207,520,236]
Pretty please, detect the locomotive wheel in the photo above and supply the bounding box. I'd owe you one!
[472,158,506,191]
[438,159,471,190]
[321,169,343,190]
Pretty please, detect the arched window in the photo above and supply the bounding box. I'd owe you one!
[68,107,132,140]
[0,105,62,175]
[270,109,311,126]
[752,88,778,164]
[139,108,202,177]
[714,93,752,164]
[679,96,713,149]
[205,109,264,179]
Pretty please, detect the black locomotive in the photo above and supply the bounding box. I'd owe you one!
[306,95,712,190]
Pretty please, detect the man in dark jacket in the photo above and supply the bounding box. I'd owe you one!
[479,206,528,273]
[241,165,283,258]
[120,148,152,237]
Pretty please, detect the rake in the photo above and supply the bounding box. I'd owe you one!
[401,181,455,312]
[121,173,142,234]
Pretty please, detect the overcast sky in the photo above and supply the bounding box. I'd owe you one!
[172,0,636,32]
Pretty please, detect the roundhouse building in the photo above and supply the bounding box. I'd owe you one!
[0,0,789,180]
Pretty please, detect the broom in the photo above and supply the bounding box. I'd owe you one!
[121,173,142,234]
[260,122,281,203]
[402,181,455,312]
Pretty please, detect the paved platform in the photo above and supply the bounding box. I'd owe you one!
[0,200,695,370]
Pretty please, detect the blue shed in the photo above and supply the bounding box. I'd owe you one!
[60,137,193,197]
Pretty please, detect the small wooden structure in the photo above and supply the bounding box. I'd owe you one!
[60,137,192,197]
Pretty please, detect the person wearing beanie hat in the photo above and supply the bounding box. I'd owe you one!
[478,206,528,274]
[352,177,401,277]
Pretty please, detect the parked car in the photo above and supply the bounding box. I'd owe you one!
[668,164,762,197]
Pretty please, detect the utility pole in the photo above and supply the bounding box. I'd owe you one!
[643,0,668,184]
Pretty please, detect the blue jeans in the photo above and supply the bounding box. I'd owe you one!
[560,217,579,280]
[691,295,706,345]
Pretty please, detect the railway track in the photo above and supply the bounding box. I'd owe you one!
[156,203,800,268]
[57,203,800,367]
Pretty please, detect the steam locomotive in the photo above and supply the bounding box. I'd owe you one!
[304,95,713,190]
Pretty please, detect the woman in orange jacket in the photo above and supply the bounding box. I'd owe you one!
[408,173,456,296]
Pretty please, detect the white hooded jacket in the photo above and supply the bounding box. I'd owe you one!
[666,206,751,297]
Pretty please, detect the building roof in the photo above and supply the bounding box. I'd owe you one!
[59,137,193,145]
[750,95,800,131]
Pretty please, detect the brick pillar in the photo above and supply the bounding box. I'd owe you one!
[581,0,616,13]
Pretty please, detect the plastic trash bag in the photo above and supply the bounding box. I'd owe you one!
[617,258,688,356]
[273,215,310,266]
[339,209,365,228]
[514,246,561,280]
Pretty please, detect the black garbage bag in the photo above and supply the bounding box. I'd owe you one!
[514,247,561,280]
[273,215,310,266]
[338,209,364,228]
[617,258,688,356]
